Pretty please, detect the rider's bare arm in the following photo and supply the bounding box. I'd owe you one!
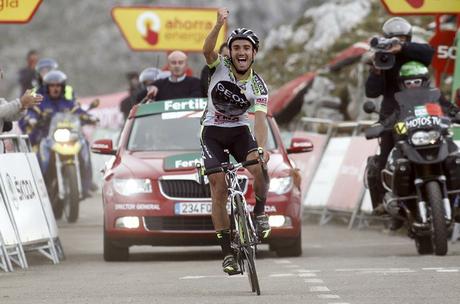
[254,111,267,151]
[203,7,228,65]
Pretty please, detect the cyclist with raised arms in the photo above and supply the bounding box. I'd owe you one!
[202,7,271,275]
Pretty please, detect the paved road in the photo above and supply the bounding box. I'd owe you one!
[2,196,460,304]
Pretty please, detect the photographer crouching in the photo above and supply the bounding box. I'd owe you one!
[365,17,434,230]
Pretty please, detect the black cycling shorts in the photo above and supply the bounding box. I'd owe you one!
[200,125,258,170]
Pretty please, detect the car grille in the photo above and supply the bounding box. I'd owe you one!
[159,178,247,199]
[144,216,214,231]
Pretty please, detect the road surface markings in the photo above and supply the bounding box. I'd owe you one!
[318,294,340,299]
[285,264,301,268]
[304,278,324,283]
[180,274,246,280]
[422,267,460,272]
[274,259,292,264]
[310,286,330,292]
[298,272,318,277]
[436,269,459,273]
[336,267,414,274]
[296,269,321,273]
[269,273,296,277]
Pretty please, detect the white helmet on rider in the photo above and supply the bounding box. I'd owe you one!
[382,17,412,41]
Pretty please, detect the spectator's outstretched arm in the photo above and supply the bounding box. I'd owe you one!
[0,90,42,121]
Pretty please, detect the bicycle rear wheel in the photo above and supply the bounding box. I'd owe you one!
[235,194,260,295]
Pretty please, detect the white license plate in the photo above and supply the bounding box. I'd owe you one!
[175,202,212,215]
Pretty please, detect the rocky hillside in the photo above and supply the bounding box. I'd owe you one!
[256,0,436,123]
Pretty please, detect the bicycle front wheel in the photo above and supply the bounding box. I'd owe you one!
[235,194,260,295]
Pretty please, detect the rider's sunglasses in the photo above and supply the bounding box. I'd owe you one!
[404,79,423,87]
[48,84,62,88]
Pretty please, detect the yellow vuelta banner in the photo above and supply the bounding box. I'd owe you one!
[381,0,460,14]
[112,6,227,52]
[0,0,43,23]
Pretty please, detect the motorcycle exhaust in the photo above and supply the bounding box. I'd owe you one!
[383,193,400,217]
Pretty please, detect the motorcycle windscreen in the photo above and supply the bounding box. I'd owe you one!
[395,87,442,119]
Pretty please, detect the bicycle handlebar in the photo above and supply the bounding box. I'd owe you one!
[195,147,269,182]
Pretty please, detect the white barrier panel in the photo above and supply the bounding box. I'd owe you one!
[0,194,18,250]
[25,153,59,238]
[304,137,351,209]
[325,137,378,212]
[1,193,16,272]
[289,131,329,202]
[0,153,52,243]
[0,153,59,264]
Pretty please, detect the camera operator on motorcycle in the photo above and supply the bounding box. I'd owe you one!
[202,7,270,275]
[21,70,98,199]
[365,17,435,230]
[378,61,459,156]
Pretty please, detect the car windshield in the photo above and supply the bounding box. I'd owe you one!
[127,112,277,151]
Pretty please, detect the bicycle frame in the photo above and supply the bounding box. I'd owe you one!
[196,148,266,295]
[224,164,258,248]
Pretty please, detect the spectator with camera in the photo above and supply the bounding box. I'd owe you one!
[365,17,435,229]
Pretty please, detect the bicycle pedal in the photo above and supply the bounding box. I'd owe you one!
[227,270,243,276]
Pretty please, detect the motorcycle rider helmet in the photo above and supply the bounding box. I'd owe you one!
[227,28,260,51]
[382,17,412,42]
[139,67,161,87]
[35,58,59,86]
[35,58,58,75]
[43,70,67,95]
[398,61,430,89]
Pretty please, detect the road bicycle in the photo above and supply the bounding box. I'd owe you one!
[196,148,268,295]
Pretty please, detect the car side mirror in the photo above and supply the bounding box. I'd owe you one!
[363,101,376,114]
[287,137,313,154]
[91,139,116,155]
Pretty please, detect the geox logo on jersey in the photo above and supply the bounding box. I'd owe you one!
[406,116,441,129]
[212,81,250,116]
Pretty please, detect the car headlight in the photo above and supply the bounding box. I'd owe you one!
[53,129,71,143]
[113,178,152,196]
[268,215,292,228]
[115,216,140,229]
[269,176,293,195]
[411,130,440,146]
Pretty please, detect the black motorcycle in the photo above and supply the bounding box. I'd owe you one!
[364,87,460,256]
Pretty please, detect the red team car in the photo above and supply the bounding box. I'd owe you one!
[91,98,312,261]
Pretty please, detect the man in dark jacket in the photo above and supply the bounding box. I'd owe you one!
[18,50,39,95]
[365,17,434,228]
[146,51,201,101]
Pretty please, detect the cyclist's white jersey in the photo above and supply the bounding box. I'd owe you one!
[202,55,269,127]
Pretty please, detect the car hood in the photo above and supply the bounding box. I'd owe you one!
[115,150,291,179]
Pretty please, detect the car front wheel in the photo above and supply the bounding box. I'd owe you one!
[271,233,302,257]
[103,230,129,262]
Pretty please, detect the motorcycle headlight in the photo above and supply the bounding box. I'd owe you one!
[53,129,71,143]
[113,178,152,196]
[269,176,293,195]
[411,130,440,146]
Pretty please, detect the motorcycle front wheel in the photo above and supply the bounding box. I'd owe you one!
[426,181,448,256]
[63,164,80,223]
